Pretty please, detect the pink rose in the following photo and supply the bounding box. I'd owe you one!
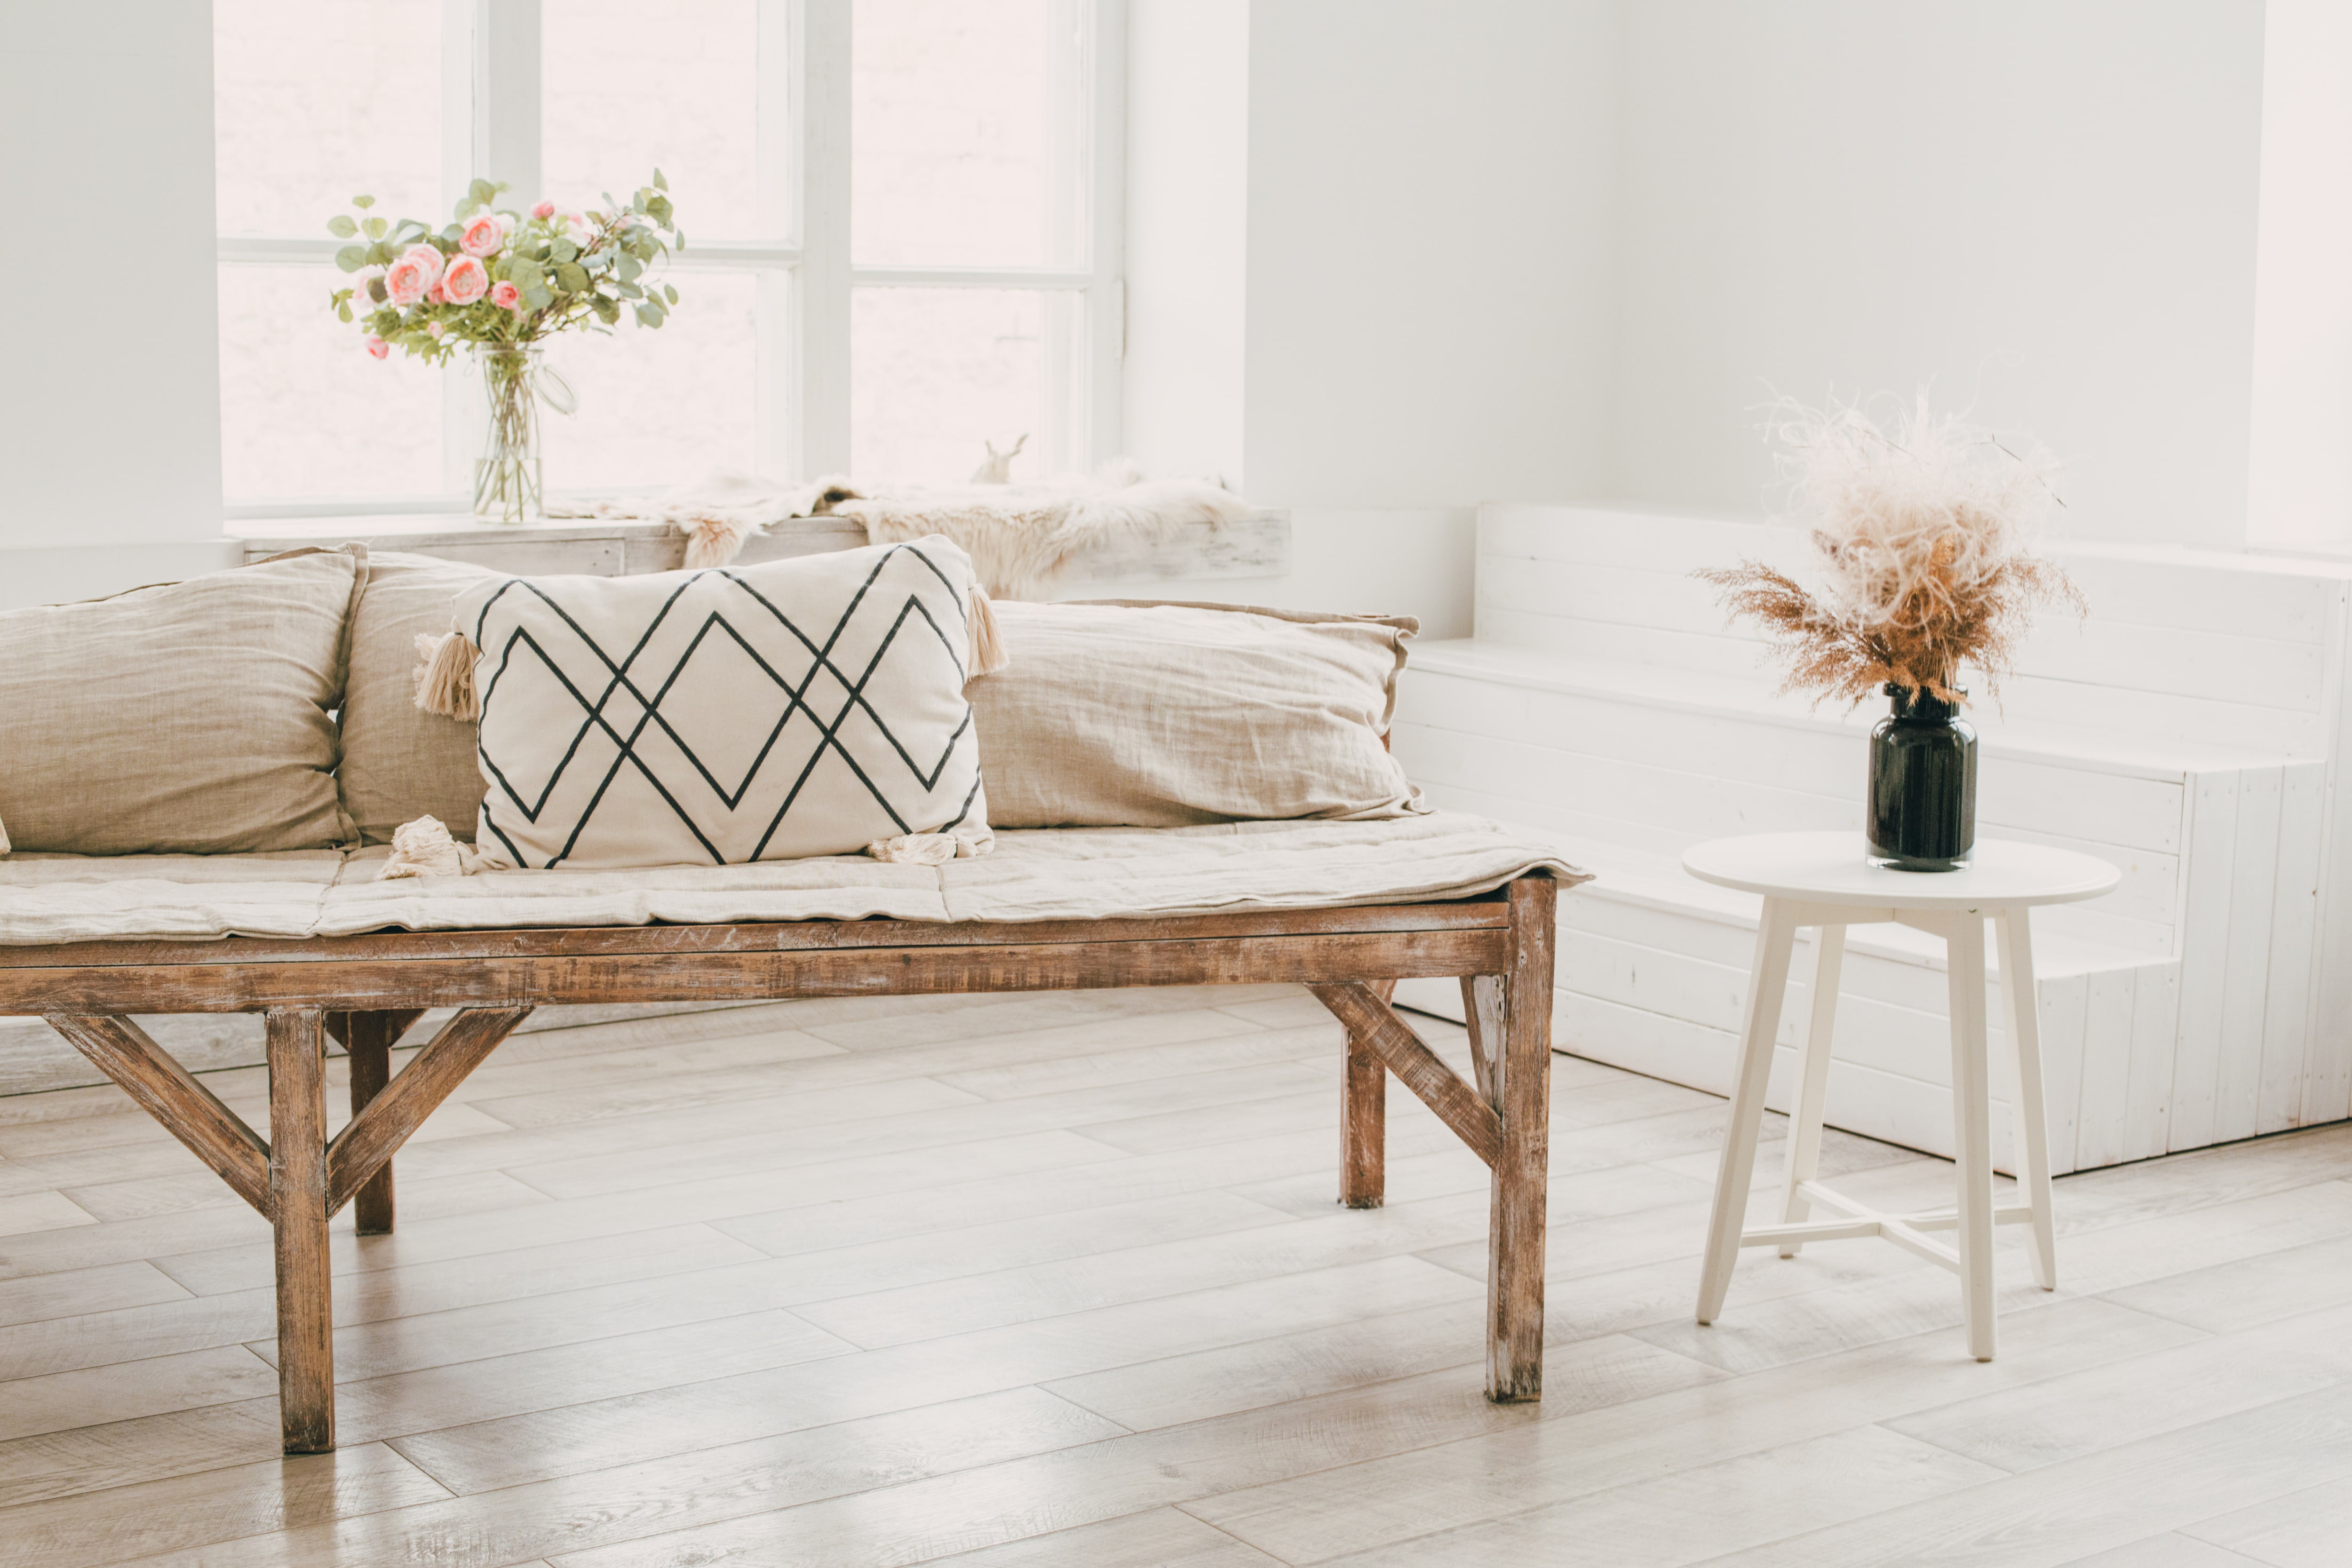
[442,254,490,304]
[426,280,447,305]
[382,256,429,307]
[531,200,556,220]
[553,207,593,246]
[459,214,505,257]
[489,280,522,310]
[400,243,446,289]
[365,336,389,359]
[427,321,446,338]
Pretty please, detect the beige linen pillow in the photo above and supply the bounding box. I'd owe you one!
[0,548,364,854]
[461,535,996,869]
[339,550,503,844]
[971,598,1426,828]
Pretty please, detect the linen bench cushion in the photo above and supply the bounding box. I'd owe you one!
[337,550,502,845]
[337,576,1433,845]
[0,548,364,855]
[0,813,1588,944]
[973,599,1426,828]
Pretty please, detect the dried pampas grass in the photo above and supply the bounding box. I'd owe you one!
[1698,393,2083,707]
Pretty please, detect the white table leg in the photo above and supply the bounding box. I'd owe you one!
[1698,899,1799,1326]
[1776,923,1846,1257]
[1996,906,2058,1290]
[1946,913,1997,1361]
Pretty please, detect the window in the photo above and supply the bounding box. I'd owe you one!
[214,0,1122,513]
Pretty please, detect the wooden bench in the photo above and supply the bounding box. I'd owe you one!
[0,875,1557,1454]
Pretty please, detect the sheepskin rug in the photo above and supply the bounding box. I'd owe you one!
[554,461,1248,597]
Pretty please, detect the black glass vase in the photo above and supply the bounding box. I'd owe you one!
[1867,684,1976,871]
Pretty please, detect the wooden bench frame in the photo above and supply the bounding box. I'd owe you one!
[0,874,1557,1454]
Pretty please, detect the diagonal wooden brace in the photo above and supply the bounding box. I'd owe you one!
[1310,981,1502,1167]
[1459,974,1508,1107]
[44,1014,272,1216]
[326,1005,532,1216]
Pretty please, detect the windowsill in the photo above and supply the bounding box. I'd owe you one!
[229,509,772,541]
[228,511,869,579]
[229,508,1293,583]
[222,488,664,523]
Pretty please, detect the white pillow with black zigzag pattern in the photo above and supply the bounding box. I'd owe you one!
[456,535,994,869]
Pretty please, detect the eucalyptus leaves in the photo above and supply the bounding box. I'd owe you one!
[328,173,682,366]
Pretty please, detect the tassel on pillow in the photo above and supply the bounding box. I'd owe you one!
[413,627,481,719]
[968,585,1009,679]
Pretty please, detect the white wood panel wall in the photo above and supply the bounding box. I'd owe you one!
[1534,895,2188,1178]
[1474,506,2342,759]
[2310,581,2352,1130]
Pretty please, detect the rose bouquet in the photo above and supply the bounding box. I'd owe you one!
[326,173,683,521]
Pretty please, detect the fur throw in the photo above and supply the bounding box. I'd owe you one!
[554,461,1248,597]
[549,472,800,570]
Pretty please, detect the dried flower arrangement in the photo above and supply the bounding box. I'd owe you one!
[1698,394,2084,707]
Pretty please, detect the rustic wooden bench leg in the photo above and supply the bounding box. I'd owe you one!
[346,1011,399,1235]
[1340,979,1396,1208]
[267,1006,335,1453]
[1488,874,1557,1402]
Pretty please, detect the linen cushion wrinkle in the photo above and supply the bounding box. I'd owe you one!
[461,536,994,869]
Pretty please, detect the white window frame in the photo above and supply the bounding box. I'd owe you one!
[218,0,1124,518]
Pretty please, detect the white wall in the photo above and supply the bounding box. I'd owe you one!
[2246,0,2352,550]
[0,4,233,608]
[10,1,2293,624]
[1118,0,1621,636]
[1241,0,1621,510]
[1122,0,1249,488]
[1608,1,2268,551]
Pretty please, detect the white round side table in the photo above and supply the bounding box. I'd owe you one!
[1682,831,2121,1361]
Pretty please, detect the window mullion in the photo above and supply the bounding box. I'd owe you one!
[1035,0,1089,471]
[1085,0,1126,468]
[472,0,543,202]
[794,0,852,479]
[751,0,799,478]
[440,0,544,500]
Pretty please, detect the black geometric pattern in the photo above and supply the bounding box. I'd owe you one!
[466,542,988,869]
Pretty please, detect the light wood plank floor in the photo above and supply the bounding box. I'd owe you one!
[1,985,2348,1567]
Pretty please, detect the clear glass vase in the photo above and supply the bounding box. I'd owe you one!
[472,343,547,524]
